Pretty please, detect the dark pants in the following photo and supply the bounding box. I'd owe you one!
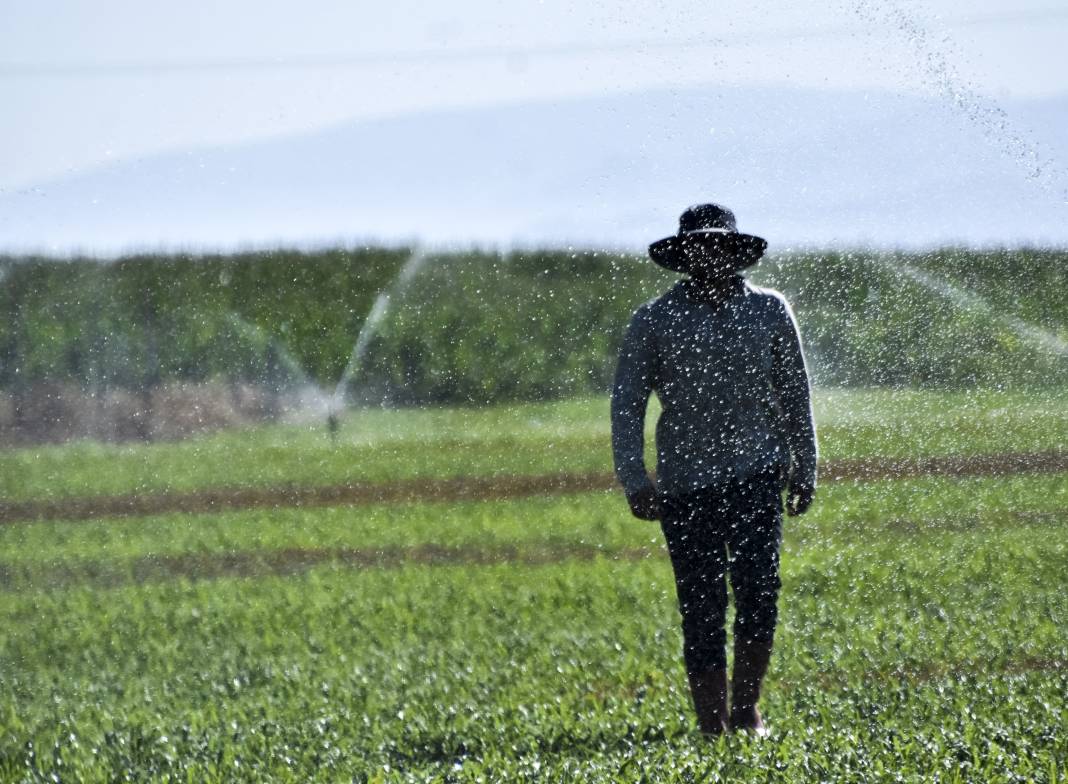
[659,470,784,675]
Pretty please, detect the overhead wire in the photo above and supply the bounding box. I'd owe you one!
[1,7,1065,79]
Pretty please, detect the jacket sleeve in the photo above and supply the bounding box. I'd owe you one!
[611,306,658,495]
[769,297,818,489]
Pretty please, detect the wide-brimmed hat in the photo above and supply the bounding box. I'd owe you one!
[649,203,767,274]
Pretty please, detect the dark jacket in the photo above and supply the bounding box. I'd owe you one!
[610,275,817,497]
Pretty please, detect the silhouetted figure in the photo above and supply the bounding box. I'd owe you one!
[611,204,817,737]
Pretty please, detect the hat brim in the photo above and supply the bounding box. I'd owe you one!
[649,231,768,273]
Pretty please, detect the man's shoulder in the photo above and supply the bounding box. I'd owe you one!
[743,281,792,314]
[743,280,788,304]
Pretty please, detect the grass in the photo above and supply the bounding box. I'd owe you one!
[1,389,1066,781]
[1,522,1064,781]
[3,387,1068,502]
[0,474,1065,572]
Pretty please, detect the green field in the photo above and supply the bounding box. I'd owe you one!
[4,387,1068,503]
[1,389,1067,781]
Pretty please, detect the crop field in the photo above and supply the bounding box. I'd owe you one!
[1,388,1067,781]
[4,249,1068,414]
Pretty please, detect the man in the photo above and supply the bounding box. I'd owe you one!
[611,203,817,737]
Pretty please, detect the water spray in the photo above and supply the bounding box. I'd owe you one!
[875,257,1068,358]
[852,0,1068,207]
[326,246,431,440]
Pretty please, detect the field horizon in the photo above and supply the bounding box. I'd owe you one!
[4,245,1067,450]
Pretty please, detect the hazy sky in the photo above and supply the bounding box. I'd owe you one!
[3,0,1066,193]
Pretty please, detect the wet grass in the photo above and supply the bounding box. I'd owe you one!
[1,388,1065,781]
[1,512,1065,781]
[0,473,1065,571]
[3,387,1068,502]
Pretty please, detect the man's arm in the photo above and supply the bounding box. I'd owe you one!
[769,297,818,515]
[611,307,659,518]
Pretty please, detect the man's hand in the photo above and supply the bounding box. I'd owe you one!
[626,484,661,521]
[786,482,815,516]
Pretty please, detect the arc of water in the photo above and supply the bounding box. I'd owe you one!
[852,0,1068,206]
[872,257,1068,358]
[330,246,431,412]
[224,311,323,388]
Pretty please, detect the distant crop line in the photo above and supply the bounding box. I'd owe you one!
[2,450,1067,525]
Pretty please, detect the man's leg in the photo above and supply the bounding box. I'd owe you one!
[660,491,731,736]
[726,474,784,734]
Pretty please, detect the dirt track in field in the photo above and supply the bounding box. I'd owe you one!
[2,450,1067,525]
[0,543,659,591]
[6,504,1067,591]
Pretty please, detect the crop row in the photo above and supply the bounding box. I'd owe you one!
[1,472,1066,581]
[3,248,1067,405]
[2,500,1065,781]
[4,387,1068,502]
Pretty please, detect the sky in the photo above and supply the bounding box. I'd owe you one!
[3,0,1066,193]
